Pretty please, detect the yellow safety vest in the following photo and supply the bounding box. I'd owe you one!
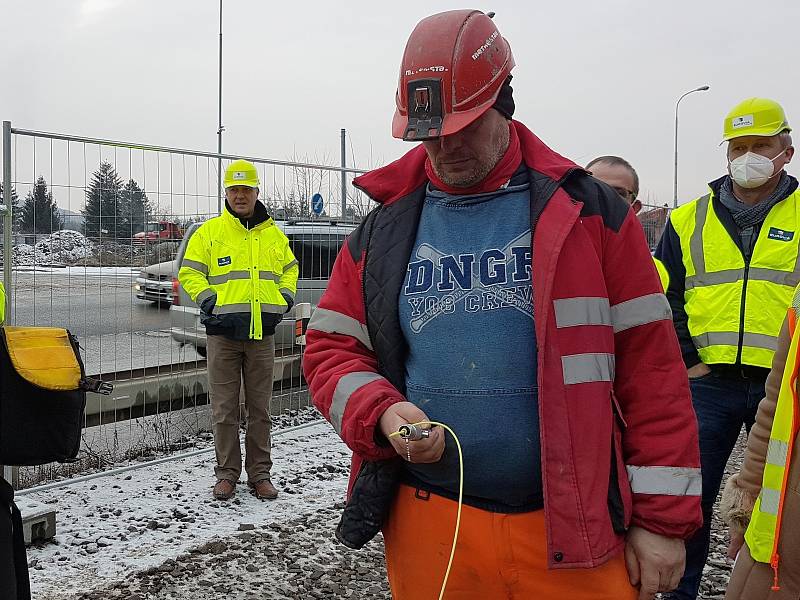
[744,289,800,590]
[669,189,800,368]
[178,210,299,340]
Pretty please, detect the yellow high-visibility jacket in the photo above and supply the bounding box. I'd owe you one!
[178,204,298,341]
[658,181,800,369]
[745,287,800,589]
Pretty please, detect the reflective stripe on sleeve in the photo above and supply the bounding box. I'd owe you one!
[611,293,672,333]
[307,307,372,350]
[196,288,215,305]
[562,353,615,384]
[553,297,611,328]
[181,259,209,275]
[330,372,385,434]
[626,465,702,496]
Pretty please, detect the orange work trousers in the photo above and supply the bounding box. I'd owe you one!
[383,484,637,600]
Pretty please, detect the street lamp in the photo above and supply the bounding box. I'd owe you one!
[674,85,710,208]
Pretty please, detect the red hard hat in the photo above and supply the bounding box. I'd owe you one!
[392,10,515,141]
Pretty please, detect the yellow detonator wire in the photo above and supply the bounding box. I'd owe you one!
[389,420,463,600]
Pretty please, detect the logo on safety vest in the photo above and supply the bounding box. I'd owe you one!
[732,114,754,129]
[217,256,232,266]
[768,227,794,242]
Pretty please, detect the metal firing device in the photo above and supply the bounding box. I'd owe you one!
[397,424,431,441]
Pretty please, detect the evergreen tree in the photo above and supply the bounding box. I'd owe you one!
[83,162,124,238]
[0,182,21,231]
[20,176,64,234]
[120,178,152,238]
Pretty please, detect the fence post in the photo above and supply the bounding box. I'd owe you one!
[2,120,11,322]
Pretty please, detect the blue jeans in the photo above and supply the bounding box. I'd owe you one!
[663,372,763,600]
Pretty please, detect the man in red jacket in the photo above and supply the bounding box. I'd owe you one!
[304,9,702,599]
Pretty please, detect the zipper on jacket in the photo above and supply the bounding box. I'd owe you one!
[735,257,750,365]
[771,554,781,591]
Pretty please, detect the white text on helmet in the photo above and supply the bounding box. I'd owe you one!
[405,66,448,76]
[472,30,499,61]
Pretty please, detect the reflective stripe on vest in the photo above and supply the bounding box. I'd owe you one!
[670,190,800,368]
[745,302,800,572]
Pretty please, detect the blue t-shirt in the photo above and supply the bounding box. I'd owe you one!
[399,179,542,511]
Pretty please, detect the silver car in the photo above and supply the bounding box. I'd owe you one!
[135,259,176,305]
[170,220,356,357]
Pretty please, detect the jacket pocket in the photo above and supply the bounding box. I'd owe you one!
[608,390,633,534]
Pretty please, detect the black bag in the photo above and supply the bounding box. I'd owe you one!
[0,327,111,466]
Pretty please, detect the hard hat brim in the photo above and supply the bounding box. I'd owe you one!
[223,182,259,189]
[720,125,793,144]
[392,102,497,141]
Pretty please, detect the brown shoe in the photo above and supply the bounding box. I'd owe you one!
[213,479,236,500]
[248,479,278,500]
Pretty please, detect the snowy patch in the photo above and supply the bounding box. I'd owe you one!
[13,230,95,266]
[26,421,355,599]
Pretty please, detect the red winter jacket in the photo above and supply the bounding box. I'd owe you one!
[304,120,702,569]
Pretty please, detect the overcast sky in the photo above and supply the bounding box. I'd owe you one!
[2,0,799,209]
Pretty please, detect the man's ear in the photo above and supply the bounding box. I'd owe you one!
[632,199,642,215]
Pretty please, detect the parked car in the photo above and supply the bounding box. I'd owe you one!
[135,258,177,305]
[170,219,357,357]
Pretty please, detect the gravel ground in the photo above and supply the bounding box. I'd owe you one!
[33,425,746,600]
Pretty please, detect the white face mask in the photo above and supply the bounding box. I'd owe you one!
[728,150,785,189]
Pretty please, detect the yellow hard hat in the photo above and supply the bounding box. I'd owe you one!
[722,97,791,142]
[224,159,260,189]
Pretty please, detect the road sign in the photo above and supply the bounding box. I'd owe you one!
[311,193,324,215]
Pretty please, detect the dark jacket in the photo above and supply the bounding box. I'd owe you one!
[0,477,30,600]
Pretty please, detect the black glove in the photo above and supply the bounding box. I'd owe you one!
[281,293,294,314]
[199,293,217,316]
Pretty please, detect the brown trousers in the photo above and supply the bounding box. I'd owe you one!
[206,334,274,483]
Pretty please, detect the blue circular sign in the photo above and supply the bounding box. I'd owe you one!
[311,193,324,215]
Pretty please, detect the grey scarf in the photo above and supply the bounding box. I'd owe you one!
[719,172,793,229]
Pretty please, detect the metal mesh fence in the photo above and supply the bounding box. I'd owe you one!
[637,202,671,251]
[1,124,369,489]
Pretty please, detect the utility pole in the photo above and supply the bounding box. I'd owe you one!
[217,0,224,214]
[340,129,347,218]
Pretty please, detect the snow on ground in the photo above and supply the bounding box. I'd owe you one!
[23,419,742,599]
[25,420,357,600]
